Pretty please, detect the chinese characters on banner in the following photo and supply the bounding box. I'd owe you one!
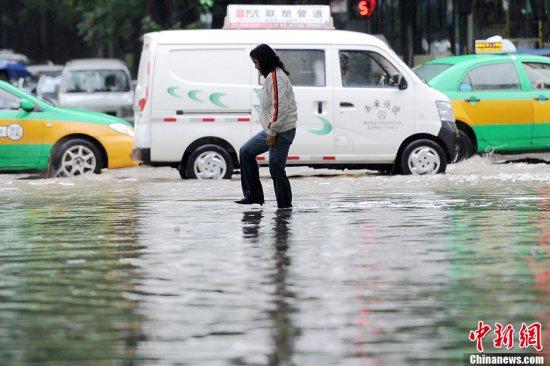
[224,5,334,29]
[469,321,543,352]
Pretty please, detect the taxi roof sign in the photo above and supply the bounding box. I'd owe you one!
[223,5,335,30]
[475,41,503,53]
[475,36,516,54]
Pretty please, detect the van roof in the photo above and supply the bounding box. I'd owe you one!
[65,58,128,70]
[148,29,389,50]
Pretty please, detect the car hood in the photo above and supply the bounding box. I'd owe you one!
[46,105,131,126]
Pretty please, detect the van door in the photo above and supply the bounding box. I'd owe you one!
[334,48,414,159]
[0,88,43,169]
[275,48,334,156]
[134,33,156,153]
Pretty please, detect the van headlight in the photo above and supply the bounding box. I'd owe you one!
[436,101,455,123]
[110,123,135,137]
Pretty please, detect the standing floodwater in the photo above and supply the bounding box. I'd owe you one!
[0,157,549,365]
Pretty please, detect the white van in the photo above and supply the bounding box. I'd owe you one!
[133,5,458,179]
[58,59,134,122]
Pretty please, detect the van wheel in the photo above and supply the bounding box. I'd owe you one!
[48,138,103,177]
[178,164,188,179]
[186,144,233,179]
[400,139,447,175]
[457,129,474,162]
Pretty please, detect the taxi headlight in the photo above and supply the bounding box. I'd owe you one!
[110,123,135,137]
[436,101,455,123]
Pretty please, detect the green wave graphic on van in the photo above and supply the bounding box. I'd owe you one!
[168,87,231,108]
[209,93,229,108]
[188,90,204,103]
[167,87,182,98]
[308,115,333,135]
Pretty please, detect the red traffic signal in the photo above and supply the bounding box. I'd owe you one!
[355,0,376,17]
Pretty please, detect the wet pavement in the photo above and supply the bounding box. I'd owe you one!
[0,157,549,365]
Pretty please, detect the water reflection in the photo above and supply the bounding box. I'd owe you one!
[0,163,549,365]
[0,182,145,365]
[443,184,550,359]
[241,209,299,366]
[241,210,263,241]
[268,209,298,366]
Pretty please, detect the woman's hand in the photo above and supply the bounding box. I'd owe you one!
[266,134,275,147]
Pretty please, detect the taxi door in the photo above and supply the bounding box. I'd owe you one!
[520,61,550,148]
[334,48,414,157]
[0,87,44,169]
[457,62,533,149]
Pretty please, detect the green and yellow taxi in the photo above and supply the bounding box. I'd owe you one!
[0,80,137,177]
[414,38,550,161]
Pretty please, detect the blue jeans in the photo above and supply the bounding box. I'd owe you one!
[239,128,296,208]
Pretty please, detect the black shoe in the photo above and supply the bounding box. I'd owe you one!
[235,198,264,205]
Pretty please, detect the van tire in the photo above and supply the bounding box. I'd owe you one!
[185,144,233,179]
[178,164,188,179]
[48,138,103,177]
[399,139,447,175]
[457,129,474,162]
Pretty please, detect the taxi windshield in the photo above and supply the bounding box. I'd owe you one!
[413,63,452,82]
[65,69,130,93]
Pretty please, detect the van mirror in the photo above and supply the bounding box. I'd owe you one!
[398,76,408,90]
[392,74,407,90]
[20,99,35,112]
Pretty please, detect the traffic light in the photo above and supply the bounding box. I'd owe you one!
[350,0,377,18]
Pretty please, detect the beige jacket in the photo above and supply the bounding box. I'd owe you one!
[260,67,298,136]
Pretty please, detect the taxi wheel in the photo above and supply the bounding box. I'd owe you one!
[400,139,447,175]
[185,144,233,179]
[49,138,103,177]
[457,129,474,161]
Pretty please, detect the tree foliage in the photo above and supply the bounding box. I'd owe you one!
[1,0,274,72]
[15,0,218,56]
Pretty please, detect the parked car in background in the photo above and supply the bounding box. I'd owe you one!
[58,59,134,123]
[414,37,550,161]
[35,72,63,105]
[0,80,137,177]
[21,64,64,104]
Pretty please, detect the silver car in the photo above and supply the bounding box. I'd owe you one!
[58,58,134,122]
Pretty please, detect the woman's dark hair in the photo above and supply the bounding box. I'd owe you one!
[250,44,289,77]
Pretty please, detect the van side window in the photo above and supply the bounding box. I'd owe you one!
[460,63,520,91]
[339,50,398,88]
[276,50,325,87]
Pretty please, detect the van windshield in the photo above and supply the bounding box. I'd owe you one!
[65,69,130,93]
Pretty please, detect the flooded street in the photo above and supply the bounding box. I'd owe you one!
[0,157,549,365]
